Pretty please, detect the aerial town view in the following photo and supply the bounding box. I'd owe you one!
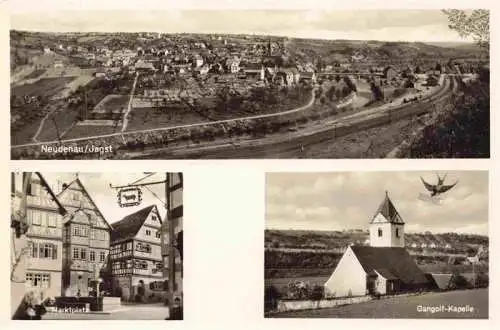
[11,172,183,320]
[10,9,489,159]
[264,171,489,318]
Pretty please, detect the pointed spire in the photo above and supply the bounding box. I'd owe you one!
[371,190,404,224]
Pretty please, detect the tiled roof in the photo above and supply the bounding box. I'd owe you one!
[110,204,157,243]
[371,191,404,224]
[351,246,430,285]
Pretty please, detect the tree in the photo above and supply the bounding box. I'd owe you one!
[442,10,490,51]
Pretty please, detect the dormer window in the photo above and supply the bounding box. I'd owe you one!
[378,228,383,237]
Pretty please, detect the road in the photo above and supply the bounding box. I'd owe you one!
[12,86,317,148]
[129,76,454,159]
[271,289,488,319]
[121,72,139,132]
[42,304,170,320]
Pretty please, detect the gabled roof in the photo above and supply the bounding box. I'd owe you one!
[33,172,67,216]
[57,178,112,230]
[110,204,161,243]
[371,191,404,224]
[350,246,430,285]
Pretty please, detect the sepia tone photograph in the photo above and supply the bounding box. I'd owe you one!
[10,172,183,320]
[264,171,489,318]
[9,9,489,159]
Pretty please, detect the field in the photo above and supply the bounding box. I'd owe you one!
[125,106,209,131]
[94,94,130,114]
[11,77,75,98]
[62,124,121,139]
[270,288,488,318]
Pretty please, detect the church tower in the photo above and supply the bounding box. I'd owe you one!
[369,191,405,248]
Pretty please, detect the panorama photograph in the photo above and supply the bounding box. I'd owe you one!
[9,9,489,159]
[11,172,183,320]
[264,171,489,318]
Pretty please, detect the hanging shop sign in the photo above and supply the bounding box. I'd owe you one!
[117,187,143,207]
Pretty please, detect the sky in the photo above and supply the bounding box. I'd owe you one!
[41,172,176,224]
[266,171,489,235]
[9,9,474,43]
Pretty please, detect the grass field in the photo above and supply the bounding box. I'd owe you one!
[94,95,130,114]
[23,69,46,80]
[11,77,75,98]
[270,288,488,318]
[126,106,209,131]
[63,124,121,139]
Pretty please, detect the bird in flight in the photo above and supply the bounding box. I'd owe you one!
[420,173,458,197]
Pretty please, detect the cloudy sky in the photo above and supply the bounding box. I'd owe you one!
[266,171,489,235]
[41,173,176,224]
[10,9,474,42]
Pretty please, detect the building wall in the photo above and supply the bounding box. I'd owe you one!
[11,173,28,318]
[369,220,405,248]
[376,276,387,295]
[58,182,111,297]
[25,176,65,298]
[324,247,367,298]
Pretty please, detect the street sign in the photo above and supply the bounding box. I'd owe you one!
[117,187,143,207]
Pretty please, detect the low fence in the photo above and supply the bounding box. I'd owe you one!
[272,295,373,313]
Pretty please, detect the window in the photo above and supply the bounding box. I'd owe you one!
[90,230,95,240]
[72,193,80,201]
[26,273,50,288]
[47,214,57,228]
[90,250,96,262]
[99,251,106,262]
[30,242,57,259]
[146,230,151,236]
[73,247,79,260]
[73,225,88,237]
[31,210,42,226]
[151,215,157,222]
[378,228,383,237]
[396,228,400,238]
[80,249,87,260]
[156,231,161,238]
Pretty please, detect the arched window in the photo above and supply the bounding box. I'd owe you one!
[378,228,383,237]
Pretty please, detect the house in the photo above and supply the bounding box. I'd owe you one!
[57,178,112,297]
[226,57,240,73]
[54,60,64,69]
[110,205,165,302]
[195,65,210,75]
[95,67,107,78]
[193,55,204,68]
[163,173,184,297]
[383,66,397,81]
[299,71,317,83]
[324,191,433,298]
[23,173,68,299]
[426,273,453,290]
[243,63,265,81]
[135,60,157,72]
[43,47,52,54]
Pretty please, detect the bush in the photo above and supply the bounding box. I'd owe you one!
[474,272,489,288]
[449,272,470,290]
[310,285,325,300]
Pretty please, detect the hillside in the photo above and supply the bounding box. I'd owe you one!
[264,229,489,279]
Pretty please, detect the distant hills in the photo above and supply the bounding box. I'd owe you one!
[265,229,488,255]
